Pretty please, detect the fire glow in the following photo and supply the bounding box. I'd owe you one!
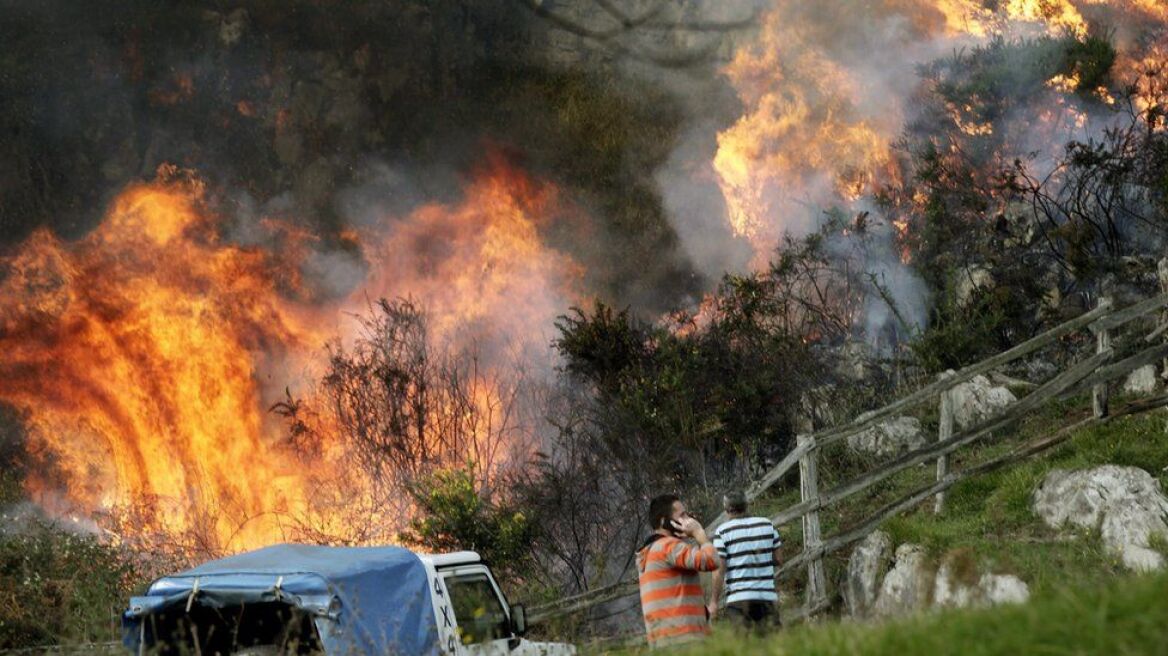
[0,159,580,553]
[713,0,1168,263]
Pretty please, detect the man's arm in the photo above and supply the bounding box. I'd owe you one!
[666,518,719,572]
[772,527,783,582]
[773,525,783,563]
[708,558,726,619]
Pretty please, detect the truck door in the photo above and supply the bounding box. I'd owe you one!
[439,566,514,656]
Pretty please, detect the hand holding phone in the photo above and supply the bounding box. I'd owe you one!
[670,517,709,544]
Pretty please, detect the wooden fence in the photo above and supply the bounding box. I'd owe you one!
[530,291,1168,631]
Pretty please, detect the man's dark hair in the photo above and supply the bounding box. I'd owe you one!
[723,490,747,514]
[648,494,680,531]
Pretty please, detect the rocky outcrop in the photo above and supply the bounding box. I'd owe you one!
[978,573,1031,605]
[845,540,1031,619]
[836,340,875,382]
[1032,465,1168,572]
[872,544,931,617]
[848,417,925,457]
[1123,365,1159,394]
[949,374,1017,430]
[844,530,892,617]
[933,555,1030,609]
[955,267,994,308]
[931,558,975,609]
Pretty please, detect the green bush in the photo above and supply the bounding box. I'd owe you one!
[0,519,138,648]
[401,464,535,582]
[909,270,1043,373]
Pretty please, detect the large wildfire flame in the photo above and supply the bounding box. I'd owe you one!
[0,170,318,550]
[0,159,579,553]
[714,0,1168,262]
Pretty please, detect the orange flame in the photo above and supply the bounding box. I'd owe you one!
[360,154,583,352]
[714,0,1168,263]
[713,7,896,260]
[0,169,317,550]
[0,157,581,553]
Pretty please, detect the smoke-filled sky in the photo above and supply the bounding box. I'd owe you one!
[7,1,1162,314]
[0,0,711,315]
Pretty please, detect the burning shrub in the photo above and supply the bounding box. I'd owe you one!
[274,297,540,545]
[892,35,1120,288]
[888,32,1168,370]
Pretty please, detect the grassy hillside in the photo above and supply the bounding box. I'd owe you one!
[587,396,1168,654]
[670,569,1168,656]
[745,392,1168,607]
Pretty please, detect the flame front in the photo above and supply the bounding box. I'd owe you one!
[0,173,317,550]
[362,155,582,354]
[0,158,580,553]
[713,8,896,255]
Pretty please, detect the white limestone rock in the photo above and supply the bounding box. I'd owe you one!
[848,417,925,457]
[932,557,1028,609]
[978,573,1030,605]
[949,374,1018,430]
[844,530,892,617]
[1032,465,1168,572]
[873,544,930,617]
[931,559,976,609]
[1123,365,1159,394]
[837,340,875,382]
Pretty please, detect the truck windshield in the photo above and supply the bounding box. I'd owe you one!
[445,573,509,645]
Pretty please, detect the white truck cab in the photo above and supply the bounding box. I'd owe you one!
[419,552,574,656]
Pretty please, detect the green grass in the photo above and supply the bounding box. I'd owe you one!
[648,569,1168,656]
[876,407,1168,597]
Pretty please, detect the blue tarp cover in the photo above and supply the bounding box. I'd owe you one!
[123,543,439,655]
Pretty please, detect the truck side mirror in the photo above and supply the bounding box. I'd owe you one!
[509,604,527,637]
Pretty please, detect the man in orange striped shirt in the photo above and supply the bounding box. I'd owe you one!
[636,494,720,648]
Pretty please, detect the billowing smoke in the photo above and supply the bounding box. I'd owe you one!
[653,0,1168,339]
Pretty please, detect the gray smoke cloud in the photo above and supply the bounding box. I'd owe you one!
[647,0,953,335]
[648,0,1166,339]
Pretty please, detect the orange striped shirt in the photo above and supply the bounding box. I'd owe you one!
[636,535,719,648]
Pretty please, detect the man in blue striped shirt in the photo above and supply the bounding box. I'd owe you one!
[709,490,782,630]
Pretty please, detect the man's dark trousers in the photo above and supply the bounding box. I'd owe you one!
[724,600,781,632]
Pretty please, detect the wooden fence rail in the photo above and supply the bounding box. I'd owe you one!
[529,292,1168,630]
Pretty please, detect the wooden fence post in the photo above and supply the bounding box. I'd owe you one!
[797,434,827,610]
[935,372,955,514]
[1094,296,1113,419]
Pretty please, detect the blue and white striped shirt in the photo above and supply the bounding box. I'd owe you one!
[712,517,781,604]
